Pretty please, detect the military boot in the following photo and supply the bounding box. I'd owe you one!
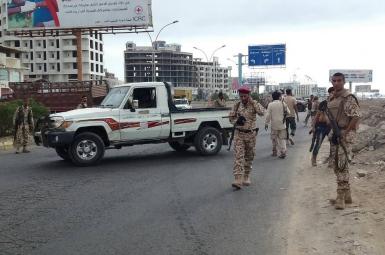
[243,174,251,186]
[345,188,353,204]
[334,189,345,210]
[232,175,242,190]
[311,155,317,166]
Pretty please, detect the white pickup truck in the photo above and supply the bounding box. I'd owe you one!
[34,82,233,166]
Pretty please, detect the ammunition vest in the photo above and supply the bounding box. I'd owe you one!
[327,89,352,129]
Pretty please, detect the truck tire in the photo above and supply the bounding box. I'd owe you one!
[194,126,223,156]
[169,141,190,152]
[69,132,105,167]
[55,147,70,161]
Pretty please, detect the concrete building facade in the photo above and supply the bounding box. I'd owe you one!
[124,41,231,92]
[124,41,195,87]
[0,1,104,82]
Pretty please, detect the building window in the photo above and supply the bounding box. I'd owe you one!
[43,40,46,48]
[90,52,94,60]
[15,40,20,47]
[73,63,77,69]
[100,54,103,62]
[100,65,103,72]
[72,51,77,57]
[56,39,60,48]
[90,40,93,49]
[57,63,60,72]
[95,42,98,51]
[0,70,9,81]
[68,74,78,80]
[96,64,99,72]
[100,44,103,52]
[91,63,94,72]
[30,64,34,72]
[57,51,60,60]
[95,53,99,61]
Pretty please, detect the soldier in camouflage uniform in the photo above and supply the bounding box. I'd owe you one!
[328,73,360,210]
[13,98,34,154]
[229,87,264,190]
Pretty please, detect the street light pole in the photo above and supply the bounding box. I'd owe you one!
[146,20,179,82]
[193,45,226,92]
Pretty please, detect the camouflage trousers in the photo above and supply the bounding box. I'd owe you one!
[271,129,287,155]
[233,130,257,177]
[329,131,356,190]
[13,125,31,150]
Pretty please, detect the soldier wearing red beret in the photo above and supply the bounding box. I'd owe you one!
[228,86,265,190]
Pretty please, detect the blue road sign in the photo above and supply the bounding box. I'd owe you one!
[248,44,286,67]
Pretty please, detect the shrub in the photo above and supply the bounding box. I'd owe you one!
[0,99,49,137]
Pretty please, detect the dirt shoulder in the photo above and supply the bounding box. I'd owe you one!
[287,99,385,255]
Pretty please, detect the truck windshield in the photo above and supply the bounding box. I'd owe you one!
[100,86,130,108]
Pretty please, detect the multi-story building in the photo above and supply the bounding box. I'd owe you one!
[124,41,231,92]
[279,81,317,98]
[193,57,230,92]
[0,45,25,98]
[124,41,195,87]
[0,1,104,82]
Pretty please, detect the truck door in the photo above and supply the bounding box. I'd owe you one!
[120,86,164,141]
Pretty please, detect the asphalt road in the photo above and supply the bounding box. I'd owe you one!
[0,116,310,255]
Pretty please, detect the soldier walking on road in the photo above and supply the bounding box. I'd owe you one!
[327,73,360,210]
[283,89,299,145]
[265,91,290,158]
[13,98,34,154]
[229,87,264,190]
[213,91,226,108]
[77,95,88,109]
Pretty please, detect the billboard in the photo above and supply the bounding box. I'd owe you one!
[248,44,286,67]
[329,69,373,83]
[6,0,152,30]
[355,85,372,93]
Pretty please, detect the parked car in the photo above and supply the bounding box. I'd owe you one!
[174,98,192,109]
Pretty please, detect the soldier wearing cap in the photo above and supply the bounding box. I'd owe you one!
[229,87,264,190]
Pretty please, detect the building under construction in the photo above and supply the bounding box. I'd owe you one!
[124,41,196,87]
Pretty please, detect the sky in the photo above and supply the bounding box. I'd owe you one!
[103,0,385,92]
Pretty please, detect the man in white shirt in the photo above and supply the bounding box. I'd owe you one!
[265,91,290,158]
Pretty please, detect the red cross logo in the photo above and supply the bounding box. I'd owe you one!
[135,6,143,14]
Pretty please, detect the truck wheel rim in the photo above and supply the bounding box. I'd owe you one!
[76,140,97,160]
[202,133,217,152]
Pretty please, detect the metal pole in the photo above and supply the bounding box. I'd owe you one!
[238,53,243,86]
[146,20,179,82]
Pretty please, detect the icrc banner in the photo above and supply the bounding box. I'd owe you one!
[7,0,152,30]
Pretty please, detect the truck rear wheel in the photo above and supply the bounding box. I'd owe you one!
[169,141,190,152]
[194,127,222,155]
[69,132,105,167]
[55,147,70,161]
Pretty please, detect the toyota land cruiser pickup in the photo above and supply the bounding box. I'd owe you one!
[34,82,233,166]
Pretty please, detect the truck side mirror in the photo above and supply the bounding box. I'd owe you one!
[133,100,139,109]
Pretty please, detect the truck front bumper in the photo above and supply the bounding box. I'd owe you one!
[35,130,75,148]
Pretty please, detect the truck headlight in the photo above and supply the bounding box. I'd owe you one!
[50,116,64,128]
[60,121,73,129]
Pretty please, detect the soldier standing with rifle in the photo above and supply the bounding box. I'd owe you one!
[229,87,264,190]
[13,98,34,154]
[327,72,360,210]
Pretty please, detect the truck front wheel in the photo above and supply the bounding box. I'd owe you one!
[194,127,222,155]
[69,132,105,166]
[169,141,190,152]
